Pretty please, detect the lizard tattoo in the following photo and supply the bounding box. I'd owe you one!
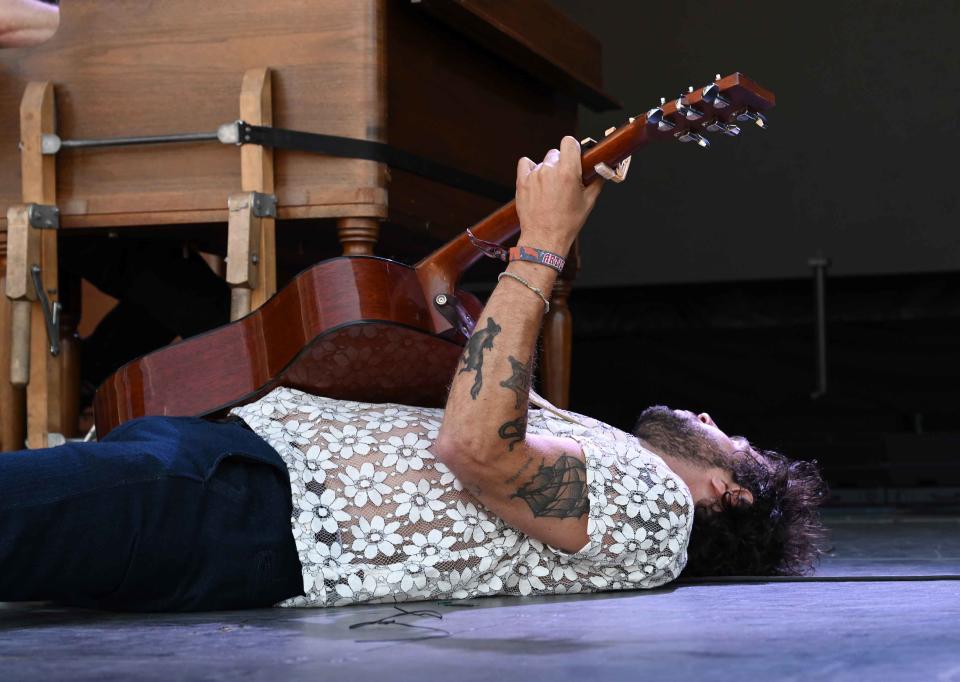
[458,317,501,400]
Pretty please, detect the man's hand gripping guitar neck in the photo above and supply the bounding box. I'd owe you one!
[435,136,603,553]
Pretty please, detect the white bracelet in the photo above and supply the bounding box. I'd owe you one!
[497,271,551,314]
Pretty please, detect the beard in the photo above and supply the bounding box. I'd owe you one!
[633,405,728,469]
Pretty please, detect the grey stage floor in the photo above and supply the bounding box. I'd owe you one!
[2,510,959,682]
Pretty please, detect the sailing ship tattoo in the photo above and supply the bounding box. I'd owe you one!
[499,355,532,409]
[458,317,502,399]
[512,455,589,518]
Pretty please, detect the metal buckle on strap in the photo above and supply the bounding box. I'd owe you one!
[466,228,509,262]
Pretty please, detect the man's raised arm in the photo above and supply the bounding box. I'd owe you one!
[434,136,603,552]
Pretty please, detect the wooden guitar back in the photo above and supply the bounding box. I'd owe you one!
[93,257,478,438]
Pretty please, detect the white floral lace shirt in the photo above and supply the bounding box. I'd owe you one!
[231,387,693,608]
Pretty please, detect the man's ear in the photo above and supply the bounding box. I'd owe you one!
[709,476,728,499]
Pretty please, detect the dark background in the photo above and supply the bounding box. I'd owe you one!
[553,0,960,286]
[543,0,960,504]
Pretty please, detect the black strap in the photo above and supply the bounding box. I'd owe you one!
[238,122,513,203]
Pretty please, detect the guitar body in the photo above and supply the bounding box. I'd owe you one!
[93,256,482,438]
[93,73,774,439]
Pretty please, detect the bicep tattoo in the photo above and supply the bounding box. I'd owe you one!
[499,355,532,409]
[458,317,501,399]
[512,455,589,519]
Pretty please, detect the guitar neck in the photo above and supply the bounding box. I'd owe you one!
[415,72,775,291]
[415,121,643,279]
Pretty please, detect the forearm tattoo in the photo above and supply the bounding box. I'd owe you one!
[504,455,534,484]
[458,317,501,400]
[499,355,532,409]
[512,455,589,518]
[498,414,526,451]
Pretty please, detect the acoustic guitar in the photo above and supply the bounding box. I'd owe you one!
[93,73,776,438]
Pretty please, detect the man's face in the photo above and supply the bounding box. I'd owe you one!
[634,405,760,506]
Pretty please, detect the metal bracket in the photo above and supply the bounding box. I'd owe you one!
[251,192,277,218]
[434,293,475,342]
[30,265,61,356]
[27,204,60,229]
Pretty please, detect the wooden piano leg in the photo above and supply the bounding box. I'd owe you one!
[542,279,573,409]
[0,275,26,451]
[337,217,380,256]
[541,239,580,409]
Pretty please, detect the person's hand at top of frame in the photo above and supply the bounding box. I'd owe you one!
[514,135,603,257]
[0,0,59,49]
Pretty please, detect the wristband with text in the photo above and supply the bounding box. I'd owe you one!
[466,228,566,274]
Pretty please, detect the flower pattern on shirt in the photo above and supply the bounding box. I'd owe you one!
[393,480,445,523]
[231,387,693,609]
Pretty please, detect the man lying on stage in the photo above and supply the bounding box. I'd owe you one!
[0,137,827,611]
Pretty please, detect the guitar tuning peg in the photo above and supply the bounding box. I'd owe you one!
[715,73,722,81]
[675,97,704,121]
[687,85,694,93]
[701,82,731,109]
[580,136,598,149]
[604,126,617,136]
[660,97,666,105]
[704,120,741,137]
[675,130,710,148]
[736,109,769,129]
[645,107,676,132]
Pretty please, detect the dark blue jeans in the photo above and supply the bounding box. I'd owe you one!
[0,416,303,612]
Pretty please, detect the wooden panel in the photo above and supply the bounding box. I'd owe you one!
[0,0,387,230]
[385,1,581,240]
[411,0,618,111]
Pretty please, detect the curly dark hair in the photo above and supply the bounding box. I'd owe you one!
[681,450,829,577]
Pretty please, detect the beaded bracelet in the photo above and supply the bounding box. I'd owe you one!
[497,271,551,314]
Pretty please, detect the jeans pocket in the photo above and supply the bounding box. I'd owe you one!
[203,453,261,504]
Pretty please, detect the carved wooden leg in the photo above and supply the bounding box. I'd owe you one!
[337,217,380,256]
[0,276,26,451]
[542,279,573,409]
[541,239,580,409]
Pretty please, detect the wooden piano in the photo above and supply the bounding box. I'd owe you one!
[0,0,617,449]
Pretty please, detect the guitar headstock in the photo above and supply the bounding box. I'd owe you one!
[580,72,776,182]
[647,72,775,146]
